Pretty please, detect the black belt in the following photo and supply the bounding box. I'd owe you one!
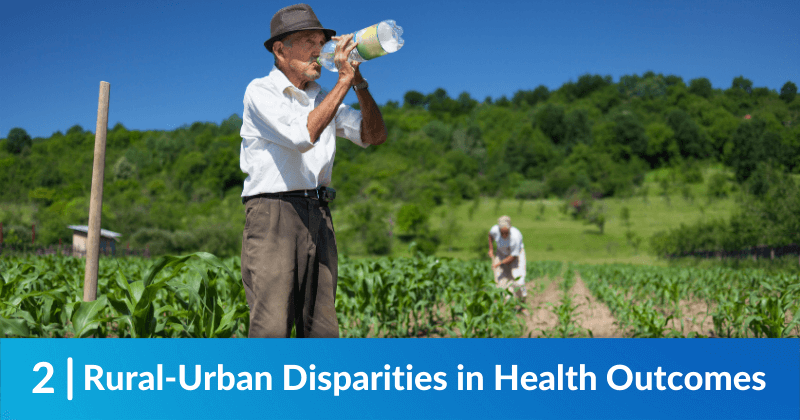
[242,186,336,205]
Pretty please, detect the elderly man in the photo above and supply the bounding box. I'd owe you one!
[239,4,387,338]
[487,216,527,301]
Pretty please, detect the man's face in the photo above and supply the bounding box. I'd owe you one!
[500,227,510,238]
[277,30,326,83]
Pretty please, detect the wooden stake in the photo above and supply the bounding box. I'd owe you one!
[83,81,110,302]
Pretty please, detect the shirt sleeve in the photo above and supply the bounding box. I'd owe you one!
[489,225,499,242]
[509,229,522,257]
[334,103,367,148]
[241,83,315,153]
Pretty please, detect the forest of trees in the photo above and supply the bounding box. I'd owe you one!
[1,72,798,257]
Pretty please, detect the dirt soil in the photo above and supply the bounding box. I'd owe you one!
[663,299,716,337]
[523,275,625,337]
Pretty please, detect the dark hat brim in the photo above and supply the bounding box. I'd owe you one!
[265,28,336,53]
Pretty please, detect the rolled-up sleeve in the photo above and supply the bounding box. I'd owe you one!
[335,104,367,148]
[241,84,315,153]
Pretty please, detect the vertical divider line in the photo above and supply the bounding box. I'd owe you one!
[68,357,73,401]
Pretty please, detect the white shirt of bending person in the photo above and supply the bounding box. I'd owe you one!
[239,65,368,197]
[489,225,524,259]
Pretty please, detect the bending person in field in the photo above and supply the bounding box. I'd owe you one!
[487,215,527,301]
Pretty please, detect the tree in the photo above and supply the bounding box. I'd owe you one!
[504,126,555,179]
[535,103,566,145]
[563,109,592,150]
[645,122,677,167]
[664,75,684,87]
[403,90,427,108]
[423,120,451,146]
[619,73,666,99]
[688,77,713,99]
[729,119,784,183]
[780,81,797,104]
[666,109,709,159]
[731,76,753,94]
[220,113,243,135]
[511,85,550,107]
[613,112,648,159]
[495,95,510,107]
[5,128,32,154]
[456,92,478,114]
[573,74,612,99]
[427,88,457,114]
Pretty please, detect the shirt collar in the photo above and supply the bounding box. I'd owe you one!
[269,65,321,103]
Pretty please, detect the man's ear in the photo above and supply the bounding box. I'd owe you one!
[273,41,286,65]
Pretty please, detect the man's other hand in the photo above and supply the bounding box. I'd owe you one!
[331,34,359,85]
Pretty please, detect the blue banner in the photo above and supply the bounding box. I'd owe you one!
[1,339,798,419]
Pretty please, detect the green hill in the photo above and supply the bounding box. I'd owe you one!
[1,73,798,260]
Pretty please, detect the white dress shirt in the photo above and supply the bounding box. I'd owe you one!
[239,66,367,197]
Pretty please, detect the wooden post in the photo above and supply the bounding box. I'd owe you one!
[83,81,110,302]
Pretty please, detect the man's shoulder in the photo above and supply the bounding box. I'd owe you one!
[245,75,276,94]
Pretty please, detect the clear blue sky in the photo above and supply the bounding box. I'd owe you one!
[2,0,798,138]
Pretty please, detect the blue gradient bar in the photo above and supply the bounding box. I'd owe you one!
[1,339,798,419]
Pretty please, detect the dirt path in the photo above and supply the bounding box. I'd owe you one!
[570,275,625,337]
[664,299,715,337]
[524,278,559,335]
[523,275,624,337]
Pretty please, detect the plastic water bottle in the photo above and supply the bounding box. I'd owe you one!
[317,20,404,72]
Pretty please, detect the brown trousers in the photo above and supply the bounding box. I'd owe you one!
[241,196,339,338]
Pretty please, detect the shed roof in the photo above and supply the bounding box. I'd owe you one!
[67,225,122,241]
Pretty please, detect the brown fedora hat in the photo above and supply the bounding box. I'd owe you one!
[264,4,336,53]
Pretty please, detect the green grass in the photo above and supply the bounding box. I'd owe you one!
[342,165,739,265]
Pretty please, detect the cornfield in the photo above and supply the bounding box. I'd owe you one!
[575,264,800,337]
[2,254,797,338]
[0,252,531,338]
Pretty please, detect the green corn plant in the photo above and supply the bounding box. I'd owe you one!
[66,295,113,338]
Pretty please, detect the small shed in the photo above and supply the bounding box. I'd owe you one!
[67,225,122,257]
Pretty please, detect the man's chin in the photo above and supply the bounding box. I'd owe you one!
[304,70,321,80]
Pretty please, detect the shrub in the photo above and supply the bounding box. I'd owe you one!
[412,231,440,255]
[707,173,729,198]
[682,163,704,184]
[396,203,428,234]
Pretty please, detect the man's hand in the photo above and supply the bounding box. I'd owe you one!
[331,34,359,86]
[492,261,501,269]
[488,249,494,259]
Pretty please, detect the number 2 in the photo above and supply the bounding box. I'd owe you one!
[33,362,54,394]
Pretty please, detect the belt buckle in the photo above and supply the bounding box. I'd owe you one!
[318,186,335,202]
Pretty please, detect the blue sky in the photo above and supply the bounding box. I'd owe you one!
[1,0,798,138]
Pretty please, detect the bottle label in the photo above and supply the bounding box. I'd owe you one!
[355,24,387,61]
